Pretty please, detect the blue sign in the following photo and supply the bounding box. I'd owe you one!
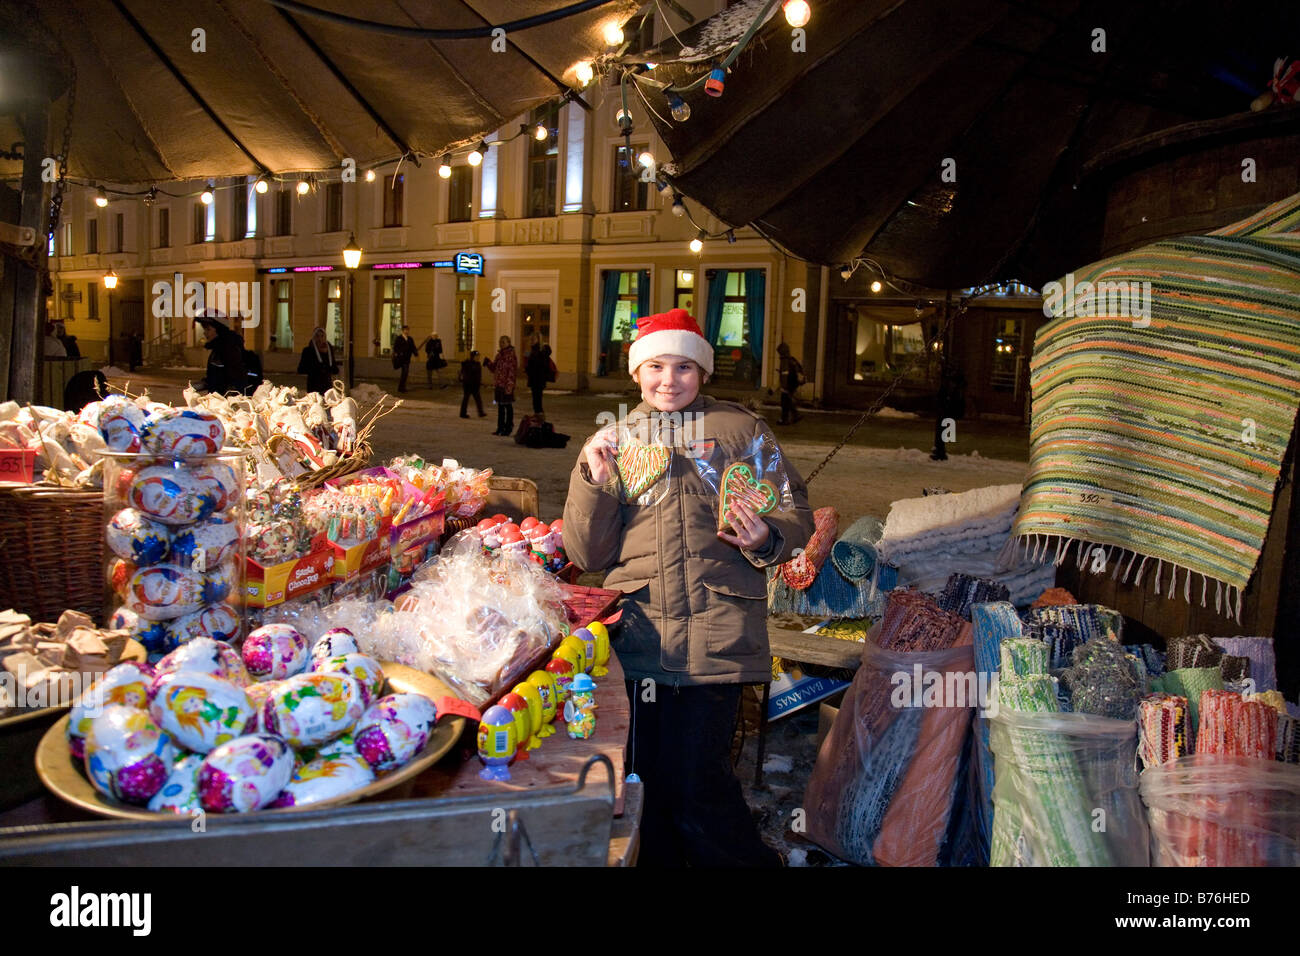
[454,252,484,275]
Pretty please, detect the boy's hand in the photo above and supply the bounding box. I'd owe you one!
[718,499,771,551]
[583,426,618,484]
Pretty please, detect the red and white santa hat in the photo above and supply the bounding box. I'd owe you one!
[628,308,714,375]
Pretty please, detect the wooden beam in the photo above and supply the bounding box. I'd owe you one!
[9,108,46,405]
[767,625,864,670]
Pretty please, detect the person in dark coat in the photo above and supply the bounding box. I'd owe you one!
[129,332,144,372]
[391,325,417,393]
[483,336,517,436]
[297,327,339,394]
[458,350,485,418]
[776,342,804,425]
[194,316,246,395]
[422,333,447,388]
[525,341,552,415]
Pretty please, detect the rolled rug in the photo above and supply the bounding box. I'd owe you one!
[1000,637,1051,679]
[971,602,1023,850]
[1156,667,1224,746]
[1139,694,1191,769]
[1022,604,1122,669]
[1196,689,1277,760]
[937,573,1011,620]
[830,515,884,581]
[1061,638,1145,720]
[781,507,839,590]
[1277,715,1299,764]
[1212,637,1277,693]
[1166,634,1223,671]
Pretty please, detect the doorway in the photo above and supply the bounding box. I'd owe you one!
[519,304,550,351]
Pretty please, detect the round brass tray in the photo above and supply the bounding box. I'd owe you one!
[0,639,148,731]
[36,662,466,820]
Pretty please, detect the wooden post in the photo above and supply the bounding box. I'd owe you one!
[8,107,48,405]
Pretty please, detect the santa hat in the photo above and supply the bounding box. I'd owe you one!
[628,308,714,375]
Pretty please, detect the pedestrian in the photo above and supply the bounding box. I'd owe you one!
[56,324,81,359]
[458,349,486,418]
[776,342,804,425]
[194,315,246,395]
[484,335,517,436]
[563,308,815,867]
[422,333,448,388]
[128,331,143,372]
[525,339,552,415]
[43,322,67,358]
[297,326,339,394]
[391,325,416,393]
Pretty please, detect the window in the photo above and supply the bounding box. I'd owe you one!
[192,203,205,244]
[87,283,99,319]
[378,277,404,353]
[157,208,170,247]
[674,269,695,314]
[232,180,248,241]
[527,103,559,218]
[63,282,74,319]
[244,176,258,237]
[990,315,1022,392]
[612,143,650,211]
[705,270,766,385]
[455,276,475,354]
[47,233,54,257]
[205,199,216,242]
[115,213,125,252]
[600,270,648,374]
[324,182,343,233]
[274,190,292,236]
[448,166,473,223]
[383,174,404,227]
[324,277,344,348]
[849,305,938,385]
[272,278,293,351]
[86,219,98,254]
[61,222,73,256]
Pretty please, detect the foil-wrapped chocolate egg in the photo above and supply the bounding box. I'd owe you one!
[148,670,253,753]
[124,565,206,621]
[84,704,176,804]
[241,679,283,734]
[310,628,359,666]
[108,606,174,657]
[200,560,238,605]
[107,558,136,598]
[191,464,240,512]
[154,637,249,686]
[140,408,226,458]
[354,693,437,772]
[148,753,205,814]
[107,508,171,565]
[129,465,219,526]
[261,673,365,748]
[67,662,156,761]
[167,603,242,647]
[198,734,294,813]
[242,623,310,681]
[97,397,146,453]
[170,517,239,573]
[314,654,384,707]
[271,751,375,808]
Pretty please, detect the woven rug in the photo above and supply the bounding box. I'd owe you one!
[1010,192,1300,619]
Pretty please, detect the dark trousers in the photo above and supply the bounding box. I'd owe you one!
[460,386,484,416]
[496,400,514,435]
[625,681,781,867]
[779,390,797,423]
[531,385,545,414]
[397,360,410,392]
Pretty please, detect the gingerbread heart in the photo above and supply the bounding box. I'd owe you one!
[615,443,671,499]
[718,462,778,530]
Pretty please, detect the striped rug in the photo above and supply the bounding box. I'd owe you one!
[1010,191,1300,619]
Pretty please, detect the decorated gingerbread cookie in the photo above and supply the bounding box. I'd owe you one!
[615,443,671,499]
[718,462,779,531]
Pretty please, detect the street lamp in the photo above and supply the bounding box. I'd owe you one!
[104,270,118,365]
[343,234,362,390]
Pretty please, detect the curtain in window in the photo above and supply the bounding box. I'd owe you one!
[744,269,766,364]
[704,269,729,346]
[637,269,650,321]
[598,270,622,359]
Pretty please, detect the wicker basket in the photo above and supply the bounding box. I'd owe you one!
[264,435,374,490]
[0,484,104,624]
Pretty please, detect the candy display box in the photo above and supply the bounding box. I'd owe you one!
[246,534,336,608]
[329,532,389,582]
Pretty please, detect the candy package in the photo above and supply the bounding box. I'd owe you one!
[691,432,795,532]
[587,416,674,507]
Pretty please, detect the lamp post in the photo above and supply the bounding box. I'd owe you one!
[342,234,362,391]
[103,270,118,365]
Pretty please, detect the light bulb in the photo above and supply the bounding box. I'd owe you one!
[342,233,362,270]
[604,23,625,46]
[468,142,486,167]
[783,0,811,28]
[364,169,376,183]
[200,182,215,205]
[575,60,595,86]
[689,238,703,254]
[840,265,853,280]
[534,124,549,141]
[616,108,633,131]
[254,177,269,194]
[671,196,685,217]
[296,179,310,195]
[94,187,109,208]
[438,155,452,179]
[637,151,655,169]
[870,280,883,293]
[668,95,691,122]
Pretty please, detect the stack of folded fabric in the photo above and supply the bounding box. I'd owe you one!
[880,484,1055,606]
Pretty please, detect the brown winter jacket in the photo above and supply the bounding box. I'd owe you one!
[563,395,815,686]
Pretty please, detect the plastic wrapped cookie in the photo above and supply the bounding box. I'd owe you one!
[242,623,310,681]
[310,628,359,667]
[129,465,219,526]
[108,606,174,657]
[167,603,242,647]
[148,753,205,814]
[140,408,226,458]
[354,694,438,772]
[97,396,146,453]
[148,671,253,754]
[124,565,206,621]
[241,679,283,734]
[154,637,249,687]
[84,704,177,805]
[67,662,156,761]
[261,673,365,748]
[271,751,375,808]
[198,734,294,813]
[170,517,239,573]
[107,508,171,565]
[314,654,384,707]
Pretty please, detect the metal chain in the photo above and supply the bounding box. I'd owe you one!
[804,296,970,485]
[45,57,76,248]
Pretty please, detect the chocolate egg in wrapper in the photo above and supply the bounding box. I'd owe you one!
[67,662,156,761]
[148,753,205,814]
[315,654,384,707]
[129,466,219,526]
[261,673,364,748]
[170,517,239,573]
[310,628,359,666]
[297,730,357,764]
[354,694,437,772]
[271,752,374,808]
[190,464,239,511]
[107,508,171,565]
[200,560,238,605]
[140,408,226,458]
[84,704,177,805]
[107,558,136,598]
[148,671,253,753]
[97,398,146,453]
[109,606,173,657]
[241,679,283,734]
[167,603,242,647]
[154,637,249,686]
[124,565,205,621]
[243,623,310,681]
[198,734,294,813]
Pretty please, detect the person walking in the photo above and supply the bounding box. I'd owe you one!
[525,340,552,415]
[458,350,486,418]
[422,333,447,388]
[776,342,804,425]
[194,316,246,395]
[484,335,517,436]
[128,331,144,372]
[391,325,416,393]
[297,327,339,394]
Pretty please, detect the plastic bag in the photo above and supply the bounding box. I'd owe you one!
[989,710,1149,866]
[1140,754,1300,866]
[586,419,673,507]
[803,636,975,866]
[692,431,794,532]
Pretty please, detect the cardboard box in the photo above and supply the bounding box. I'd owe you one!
[246,547,335,608]
[329,534,389,581]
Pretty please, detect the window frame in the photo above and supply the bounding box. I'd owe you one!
[323,181,343,233]
[448,165,473,223]
[383,174,404,227]
[611,142,651,212]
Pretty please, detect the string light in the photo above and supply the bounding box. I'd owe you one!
[467,141,486,167]
[94,186,109,208]
[365,169,376,183]
[604,22,625,46]
[200,182,215,205]
[254,176,269,194]
[870,280,883,293]
[840,265,853,280]
[668,94,691,122]
[637,150,655,169]
[574,60,595,86]
[438,154,452,179]
[783,1,811,28]
[690,230,705,254]
[671,194,685,217]
[615,108,633,132]
[296,178,311,196]
[534,123,549,141]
